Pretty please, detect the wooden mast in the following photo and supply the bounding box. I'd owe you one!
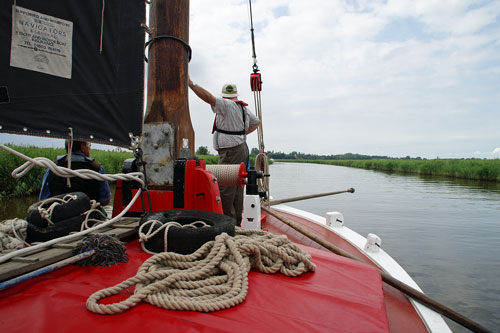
[142,0,194,187]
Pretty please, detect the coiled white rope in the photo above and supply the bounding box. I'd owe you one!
[86,228,316,314]
[206,164,241,186]
[138,220,209,254]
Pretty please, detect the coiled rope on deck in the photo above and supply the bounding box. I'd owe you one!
[86,228,316,314]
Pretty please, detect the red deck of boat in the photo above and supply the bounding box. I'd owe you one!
[0,239,389,332]
[262,209,429,333]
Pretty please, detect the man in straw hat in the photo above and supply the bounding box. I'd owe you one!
[188,77,260,226]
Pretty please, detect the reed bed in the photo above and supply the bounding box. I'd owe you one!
[280,159,500,182]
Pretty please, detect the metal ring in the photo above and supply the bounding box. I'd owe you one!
[144,35,192,63]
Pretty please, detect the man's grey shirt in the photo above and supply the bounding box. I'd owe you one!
[211,97,259,150]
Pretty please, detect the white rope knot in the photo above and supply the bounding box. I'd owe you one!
[37,194,78,225]
[79,201,109,231]
[86,228,316,315]
[138,220,209,254]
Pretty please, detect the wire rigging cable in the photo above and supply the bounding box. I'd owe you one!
[247,0,269,201]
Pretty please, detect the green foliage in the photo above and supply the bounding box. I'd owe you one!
[91,149,134,174]
[250,148,259,156]
[283,158,500,182]
[196,154,219,164]
[196,154,260,167]
[196,146,210,155]
[267,150,391,160]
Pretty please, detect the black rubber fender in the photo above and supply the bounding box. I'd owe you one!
[25,210,102,243]
[26,215,85,243]
[139,210,235,255]
[27,192,90,227]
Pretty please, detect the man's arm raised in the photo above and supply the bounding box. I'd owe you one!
[188,78,216,107]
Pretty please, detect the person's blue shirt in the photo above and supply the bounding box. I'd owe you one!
[39,152,111,205]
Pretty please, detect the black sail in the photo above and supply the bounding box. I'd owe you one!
[0,0,145,147]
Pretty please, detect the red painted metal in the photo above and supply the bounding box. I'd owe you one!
[261,209,429,333]
[250,73,262,91]
[0,240,390,332]
[112,159,223,216]
[237,162,248,186]
[183,159,223,212]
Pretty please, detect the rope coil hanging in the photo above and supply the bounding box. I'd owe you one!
[86,228,316,314]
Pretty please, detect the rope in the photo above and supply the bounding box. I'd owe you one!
[86,228,316,314]
[0,188,143,264]
[206,164,241,186]
[138,220,210,254]
[99,0,105,54]
[36,194,78,225]
[79,201,110,231]
[0,218,29,254]
[255,152,269,201]
[67,127,73,188]
[246,0,269,200]
[0,144,145,187]
[0,144,146,264]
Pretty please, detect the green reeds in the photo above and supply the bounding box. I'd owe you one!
[280,159,500,182]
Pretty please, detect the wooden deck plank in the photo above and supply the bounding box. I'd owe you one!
[0,217,140,282]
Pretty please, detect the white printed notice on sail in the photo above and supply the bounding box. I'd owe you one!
[10,6,73,79]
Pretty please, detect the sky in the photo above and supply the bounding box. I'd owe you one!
[2,0,499,159]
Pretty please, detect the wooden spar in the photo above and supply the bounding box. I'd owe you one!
[262,206,492,333]
[142,0,194,187]
[269,188,355,206]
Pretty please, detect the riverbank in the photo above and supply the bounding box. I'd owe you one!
[277,159,500,182]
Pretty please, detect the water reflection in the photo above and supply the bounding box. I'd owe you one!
[0,195,39,220]
[269,162,500,333]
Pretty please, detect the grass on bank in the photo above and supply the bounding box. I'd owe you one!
[279,159,500,182]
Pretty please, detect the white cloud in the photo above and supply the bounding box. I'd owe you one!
[3,0,499,159]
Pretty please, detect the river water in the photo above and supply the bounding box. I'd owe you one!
[1,162,499,331]
[268,162,500,332]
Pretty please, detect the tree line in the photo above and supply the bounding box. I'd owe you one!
[197,146,415,160]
